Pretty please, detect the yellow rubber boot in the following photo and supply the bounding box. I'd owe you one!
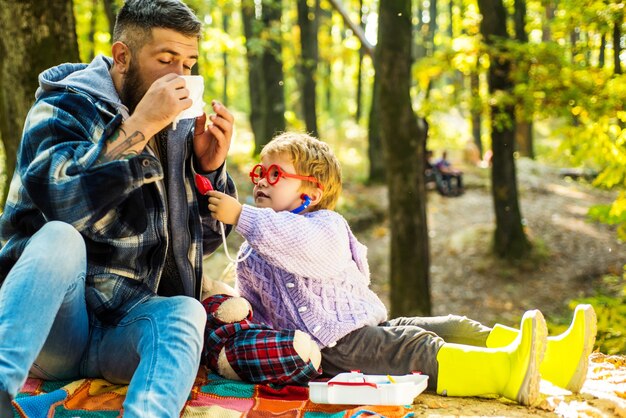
[436,310,547,406]
[486,304,597,393]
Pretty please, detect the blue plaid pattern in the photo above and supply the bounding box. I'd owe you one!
[0,63,235,324]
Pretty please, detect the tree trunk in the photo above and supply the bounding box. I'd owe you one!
[542,1,555,42]
[242,0,286,154]
[464,0,482,156]
[477,0,531,259]
[355,0,364,122]
[0,0,80,209]
[378,0,430,317]
[242,1,265,152]
[427,0,437,56]
[514,0,534,158]
[102,0,117,36]
[414,1,427,60]
[367,75,384,183]
[365,1,383,182]
[88,0,98,61]
[261,0,286,148]
[570,30,579,63]
[470,70,483,156]
[318,6,333,114]
[296,0,319,137]
[448,0,454,38]
[614,11,622,75]
[356,47,364,122]
[599,32,606,68]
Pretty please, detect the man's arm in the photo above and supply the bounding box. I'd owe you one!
[98,123,147,162]
[99,73,192,163]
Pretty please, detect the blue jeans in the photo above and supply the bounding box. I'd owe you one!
[0,221,206,417]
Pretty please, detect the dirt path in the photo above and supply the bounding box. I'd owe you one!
[410,353,626,417]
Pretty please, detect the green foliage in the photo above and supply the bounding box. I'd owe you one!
[588,200,626,241]
[73,0,116,61]
[568,271,626,355]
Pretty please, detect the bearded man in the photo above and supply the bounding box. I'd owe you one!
[0,1,236,416]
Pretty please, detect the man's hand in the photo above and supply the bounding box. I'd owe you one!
[193,101,234,172]
[100,74,192,162]
[130,74,192,138]
[207,191,242,225]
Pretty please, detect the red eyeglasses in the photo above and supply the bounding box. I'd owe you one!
[249,164,324,190]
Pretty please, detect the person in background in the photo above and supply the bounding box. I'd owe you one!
[205,132,597,407]
[0,1,236,416]
[435,150,464,195]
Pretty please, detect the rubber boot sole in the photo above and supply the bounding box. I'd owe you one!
[515,310,548,406]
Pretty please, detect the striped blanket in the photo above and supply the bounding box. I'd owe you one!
[13,367,414,417]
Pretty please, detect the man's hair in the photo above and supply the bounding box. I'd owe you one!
[260,132,342,211]
[113,0,202,53]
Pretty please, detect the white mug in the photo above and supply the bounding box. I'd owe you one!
[173,75,205,129]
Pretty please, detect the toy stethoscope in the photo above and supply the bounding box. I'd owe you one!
[194,174,311,263]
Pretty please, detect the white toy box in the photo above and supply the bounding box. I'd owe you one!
[309,371,429,406]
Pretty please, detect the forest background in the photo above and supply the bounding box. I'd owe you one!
[0,0,625,355]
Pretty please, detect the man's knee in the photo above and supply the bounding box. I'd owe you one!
[35,221,86,265]
[18,221,85,291]
[158,296,206,342]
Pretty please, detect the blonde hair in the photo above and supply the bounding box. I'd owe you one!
[260,132,342,211]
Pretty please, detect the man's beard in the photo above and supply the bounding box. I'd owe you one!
[119,59,147,115]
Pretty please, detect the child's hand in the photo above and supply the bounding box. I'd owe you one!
[207,191,242,225]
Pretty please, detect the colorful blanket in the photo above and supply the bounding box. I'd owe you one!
[13,367,414,417]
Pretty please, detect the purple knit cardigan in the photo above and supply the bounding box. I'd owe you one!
[234,205,388,348]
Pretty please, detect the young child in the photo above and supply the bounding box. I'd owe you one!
[206,132,597,405]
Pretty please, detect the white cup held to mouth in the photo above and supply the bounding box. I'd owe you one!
[173,75,205,129]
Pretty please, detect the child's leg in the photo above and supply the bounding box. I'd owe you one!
[486,304,596,392]
[322,312,546,405]
[387,315,491,346]
[321,314,492,377]
[321,324,444,388]
[437,310,547,406]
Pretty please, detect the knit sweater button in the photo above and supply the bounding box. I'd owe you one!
[298,306,308,313]
[286,282,295,288]
[313,325,321,333]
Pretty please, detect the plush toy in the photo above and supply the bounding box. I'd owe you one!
[200,278,322,386]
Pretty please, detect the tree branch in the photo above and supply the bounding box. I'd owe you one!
[327,0,375,59]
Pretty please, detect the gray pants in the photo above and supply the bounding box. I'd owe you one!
[321,315,492,389]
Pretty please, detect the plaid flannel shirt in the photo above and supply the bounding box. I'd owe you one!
[0,56,236,324]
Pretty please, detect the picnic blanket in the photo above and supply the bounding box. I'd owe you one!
[13,366,414,417]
